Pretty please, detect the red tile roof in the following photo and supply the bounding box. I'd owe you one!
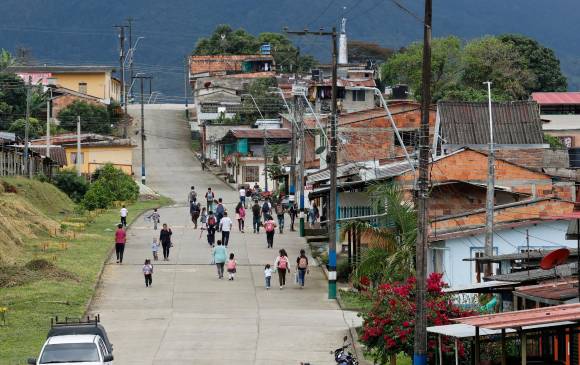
[531,92,580,105]
[228,128,292,139]
[189,54,274,75]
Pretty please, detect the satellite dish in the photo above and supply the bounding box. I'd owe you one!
[540,248,570,270]
[315,146,326,154]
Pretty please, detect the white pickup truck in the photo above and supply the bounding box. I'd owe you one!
[28,316,114,365]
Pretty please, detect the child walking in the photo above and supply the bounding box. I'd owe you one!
[143,259,153,287]
[151,238,160,261]
[264,264,272,290]
[149,208,160,230]
[199,207,208,239]
[227,253,237,281]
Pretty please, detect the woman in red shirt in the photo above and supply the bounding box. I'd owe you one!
[115,224,127,264]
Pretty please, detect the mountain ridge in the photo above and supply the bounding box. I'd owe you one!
[1,0,579,98]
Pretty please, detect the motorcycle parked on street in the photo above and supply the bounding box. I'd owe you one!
[332,336,358,365]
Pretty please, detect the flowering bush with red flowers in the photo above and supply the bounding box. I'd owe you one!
[359,273,473,364]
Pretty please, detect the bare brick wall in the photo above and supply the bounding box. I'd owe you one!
[52,95,101,118]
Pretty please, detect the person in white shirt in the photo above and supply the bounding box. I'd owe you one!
[239,187,247,208]
[219,211,233,247]
[120,205,128,227]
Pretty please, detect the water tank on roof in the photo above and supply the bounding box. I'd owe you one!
[392,84,409,99]
[260,43,271,55]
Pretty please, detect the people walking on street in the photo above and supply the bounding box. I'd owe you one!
[235,202,246,233]
[264,264,272,290]
[205,187,215,211]
[261,198,271,222]
[289,203,297,231]
[151,237,160,261]
[188,185,197,204]
[143,259,153,287]
[219,211,232,247]
[114,224,126,264]
[159,223,173,261]
[190,200,201,229]
[215,198,225,230]
[264,215,277,248]
[206,211,217,246]
[274,249,291,289]
[120,205,128,227]
[252,200,261,233]
[275,200,285,234]
[226,253,237,281]
[296,249,309,288]
[212,240,227,279]
[148,208,160,230]
[199,207,208,239]
[239,186,246,208]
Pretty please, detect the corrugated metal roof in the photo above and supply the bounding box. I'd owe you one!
[8,65,115,73]
[464,248,578,263]
[306,162,366,184]
[486,263,576,283]
[28,146,67,166]
[532,92,580,105]
[515,281,577,302]
[438,101,544,145]
[455,303,580,330]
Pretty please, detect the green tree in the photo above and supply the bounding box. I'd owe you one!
[0,72,26,129]
[497,34,567,92]
[8,117,43,138]
[82,164,139,210]
[461,36,536,100]
[58,100,113,134]
[381,36,462,101]
[348,40,394,64]
[193,25,317,73]
[52,169,89,202]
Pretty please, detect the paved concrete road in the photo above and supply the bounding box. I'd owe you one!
[89,105,359,365]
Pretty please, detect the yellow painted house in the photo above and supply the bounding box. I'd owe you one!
[31,134,134,175]
[10,65,121,103]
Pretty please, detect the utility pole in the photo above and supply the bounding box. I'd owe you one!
[285,26,339,299]
[46,88,52,158]
[264,128,268,192]
[298,97,306,237]
[184,56,189,120]
[290,94,298,198]
[24,76,31,177]
[126,17,134,103]
[484,81,495,276]
[113,25,126,113]
[133,74,152,185]
[413,0,432,364]
[76,116,81,177]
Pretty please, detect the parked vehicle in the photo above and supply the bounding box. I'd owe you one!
[28,315,113,365]
[332,336,358,365]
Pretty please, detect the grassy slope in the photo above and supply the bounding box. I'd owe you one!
[0,178,170,364]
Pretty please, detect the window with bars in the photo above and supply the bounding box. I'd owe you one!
[394,129,419,148]
[244,166,259,182]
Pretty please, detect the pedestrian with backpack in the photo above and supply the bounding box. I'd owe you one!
[205,187,215,212]
[206,211,217,247]
[235,202,246,233]
[264,215,277,248]
[147,208,160,230]
[275,200,285,234]
[274,249,291,289]
[190,201,201,229]
[252,200,261,233]
[215,198,225,230]
[226,253,237,281]
[296,249,309,288]
[188,186,197,205]
[261,199,271,222]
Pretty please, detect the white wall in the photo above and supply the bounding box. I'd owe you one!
[431,221,571,289]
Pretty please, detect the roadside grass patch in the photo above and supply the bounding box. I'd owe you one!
[0,196,171,363]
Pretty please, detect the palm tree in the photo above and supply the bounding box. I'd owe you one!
[341,183,417,284]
